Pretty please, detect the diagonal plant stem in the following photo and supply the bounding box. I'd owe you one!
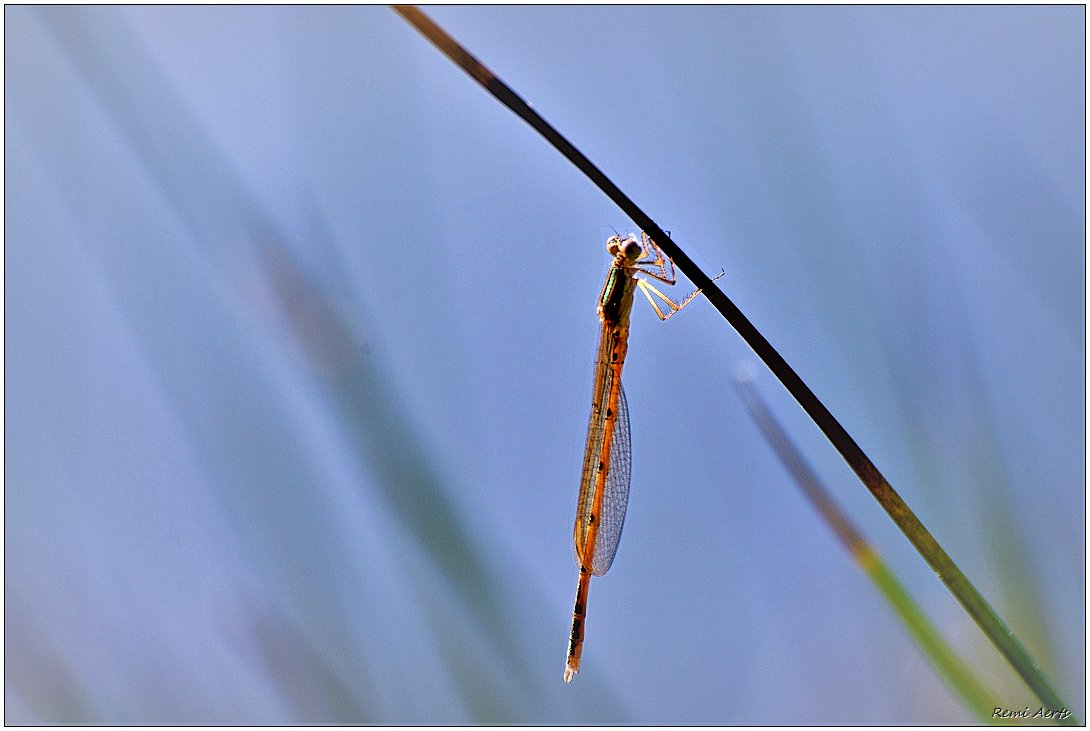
[392,5,1076,720]
[735,371,1001,723]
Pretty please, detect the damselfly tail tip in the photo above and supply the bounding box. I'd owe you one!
[563,664,578,683]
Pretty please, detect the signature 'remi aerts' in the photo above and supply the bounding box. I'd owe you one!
[564,231,716,683]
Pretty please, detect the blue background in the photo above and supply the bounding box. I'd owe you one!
[5,5,1084,724]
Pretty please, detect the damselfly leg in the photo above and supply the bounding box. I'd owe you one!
[634,232,725,321]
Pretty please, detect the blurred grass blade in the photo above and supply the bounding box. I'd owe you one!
[32,7,540,719]
[393,5,1076,719]
[735,370,1000,723]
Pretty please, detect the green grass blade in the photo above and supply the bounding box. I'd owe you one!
[735,372,1000,722]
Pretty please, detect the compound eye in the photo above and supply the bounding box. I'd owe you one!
[623,239,642,259]
[606,236,621,255]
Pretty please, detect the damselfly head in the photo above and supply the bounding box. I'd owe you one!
[606,234,641,262]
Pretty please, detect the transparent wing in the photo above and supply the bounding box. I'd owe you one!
[590,380,631,576]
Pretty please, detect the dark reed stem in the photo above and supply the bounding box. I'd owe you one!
[735,372,1001,723]
[392,6,1076,719]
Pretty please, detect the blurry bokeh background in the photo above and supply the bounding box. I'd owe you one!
[5,5,1084,724]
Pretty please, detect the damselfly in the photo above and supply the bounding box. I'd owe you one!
[564,231,718,683]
